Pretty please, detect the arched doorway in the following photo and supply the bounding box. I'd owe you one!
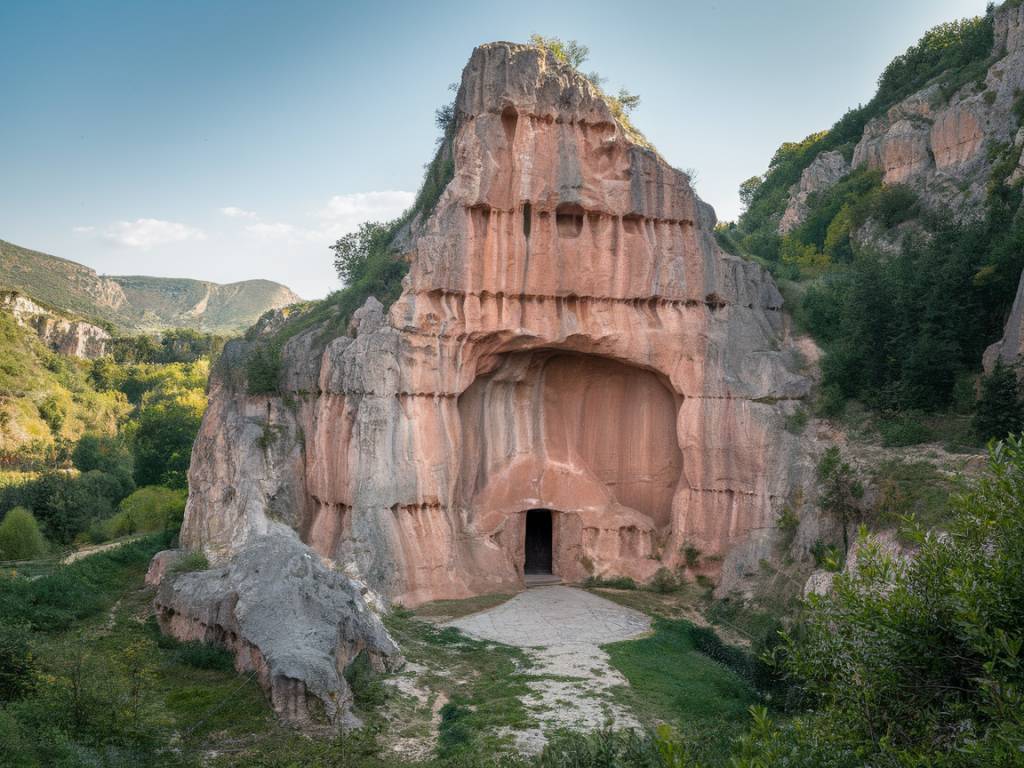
[524,509,553,575]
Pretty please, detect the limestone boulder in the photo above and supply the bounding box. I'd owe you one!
[154,530,403,731]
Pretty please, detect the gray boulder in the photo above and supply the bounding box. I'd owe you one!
[154,529,403,731]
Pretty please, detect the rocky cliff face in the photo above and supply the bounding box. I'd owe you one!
[179,42,814,616]
[1,291,110,359]
[781,3,1024,232]
[779,151,850,234]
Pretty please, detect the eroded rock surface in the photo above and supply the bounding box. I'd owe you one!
[779,151,850,234]
[154,531,402,731]
[1,291,110,359]
[179,43,812,611]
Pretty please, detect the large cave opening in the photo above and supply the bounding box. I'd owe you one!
[457,349,683,580]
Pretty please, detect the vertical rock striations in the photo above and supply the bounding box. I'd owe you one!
[164,42,813,727]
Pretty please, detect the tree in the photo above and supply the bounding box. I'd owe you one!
[817,447,864,556]
[738,176,763,212]
[330,220,394,286]
[615,88,640,115]
[72,434,133,478]
[974,361,1024,441]
[130,393,204,489]
[0,507,47,560]
[528,34,589,69]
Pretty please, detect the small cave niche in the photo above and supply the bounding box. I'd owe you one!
[523,201,532,240]
[501,106,518,146]
[622,214,642,235]
[556,203,585,238]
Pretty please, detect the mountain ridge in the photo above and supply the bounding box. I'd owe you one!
[0,238,302,335]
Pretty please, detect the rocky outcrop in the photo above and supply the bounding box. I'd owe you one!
[177,41,814,613]
[154,531,403,731]
[983,267,1024,374]
[1,291,110,358]
[779,151,850,234]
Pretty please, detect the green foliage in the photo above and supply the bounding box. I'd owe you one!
[529,34,590,68]
[817,447,864,554]
[583,575,638,590]
[169,551,209,575]
[109,328,226,365]
[245,345,281,395]
[974,361,1024,440]
[103,485,187,538]
[71,433,133,476]
[650,567,680,594]
[0,623,36,702]
[0,507,47,561]
[331,221,397,286]
[130,390,204,488]
[776,437,1024,764]
[0,532,171,631]
[175,641,235,672]
[877,412,933,446]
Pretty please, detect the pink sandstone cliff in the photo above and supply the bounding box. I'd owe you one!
[178,42,813,608]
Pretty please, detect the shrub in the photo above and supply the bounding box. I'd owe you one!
[878,413,933,446]
[583,575,637,590]
[168,551,208,575]
[649,567,680,594]
[104,486,186,538]
[974,360,1024,441]
[0,623,36,702]
[176,641,235,672]
[0,507,47,560]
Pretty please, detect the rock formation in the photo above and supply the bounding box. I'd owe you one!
[154,531,403,731]
[781,2,1024,232]
[1,291,110,359]
[778,151,850,234]
[984,267,1024,375]
[176,41,812,621]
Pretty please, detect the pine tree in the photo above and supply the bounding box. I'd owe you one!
[974,361,1024,441]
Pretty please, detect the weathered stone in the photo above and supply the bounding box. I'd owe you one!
[1,291,110,359]
[154,530,403,731]
[984,267,1024,375]
[179,42,813,609]
[145,549,184,586]
[779,151,850,234]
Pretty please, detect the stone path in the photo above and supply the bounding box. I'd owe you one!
[447,586,651,752]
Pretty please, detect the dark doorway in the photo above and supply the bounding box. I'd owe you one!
[524,509,553,575]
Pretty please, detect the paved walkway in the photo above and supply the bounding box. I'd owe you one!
[447,586,651,752]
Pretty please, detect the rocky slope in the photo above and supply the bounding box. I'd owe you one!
[0,239,301,335]
[781,3,1024,233]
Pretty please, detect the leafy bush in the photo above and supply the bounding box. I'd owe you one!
[0,623,36,702]
[0,507,47,560]
[878,412,933,446]
[776,436,1024,763]
[103,485,186,538]
[974,360,1024,441]
[650,567,680,594]
[175,641,235,672]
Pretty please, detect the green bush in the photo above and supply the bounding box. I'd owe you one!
[649,567,680,594]
[0,623,36,702]
[878,413,933,446]
[176,641,235,672]
[103,485,186,538]
[974,360,1024,441]
[0,507,47,560]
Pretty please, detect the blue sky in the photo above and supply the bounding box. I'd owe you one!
[0,0,989,299]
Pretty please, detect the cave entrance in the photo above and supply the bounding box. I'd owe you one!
[524,509,553,575]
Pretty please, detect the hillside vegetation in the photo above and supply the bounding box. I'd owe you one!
[0,239,301,335]
[718,4,1024,446]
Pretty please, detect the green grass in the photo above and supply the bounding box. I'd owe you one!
[871,459,956,541]
[603,617,760,762]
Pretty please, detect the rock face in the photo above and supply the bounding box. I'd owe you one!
[984,267,1024,374]
[180,42,812,609]
[780,3,1024,232]
[154,531,403,731]
[778,151,850,234]
[1,291,110,358]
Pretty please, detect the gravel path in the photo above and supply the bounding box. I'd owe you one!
[447,585,651,752]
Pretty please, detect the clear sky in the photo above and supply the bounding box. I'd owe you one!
[0,0,989,299]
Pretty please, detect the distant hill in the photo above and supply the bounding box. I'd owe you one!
[0,239,302,335]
